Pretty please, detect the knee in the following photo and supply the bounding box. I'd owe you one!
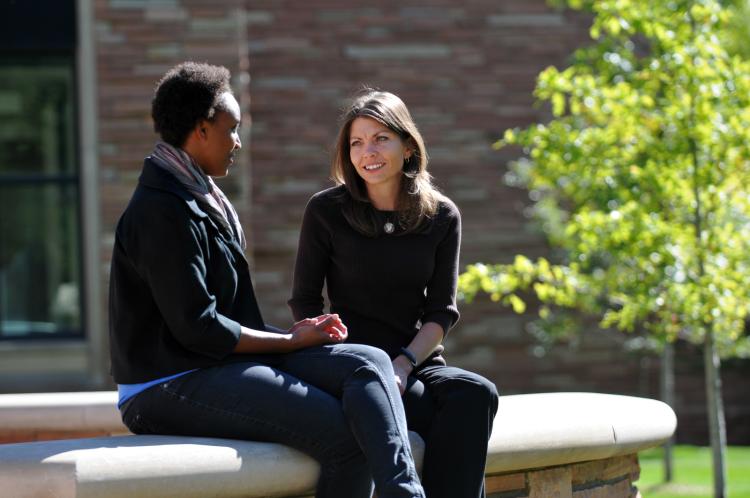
[472,376,499,413]
[340,343,394,375]
[449,374,499,416]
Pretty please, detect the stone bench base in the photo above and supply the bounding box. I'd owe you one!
[0,392,674,498]
[486,455,640,498]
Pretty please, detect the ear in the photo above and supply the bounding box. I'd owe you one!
[404,138,417,159]
[182,121,208,154]
[191,120,208,141]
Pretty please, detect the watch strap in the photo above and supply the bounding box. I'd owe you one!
[399,347,418,368]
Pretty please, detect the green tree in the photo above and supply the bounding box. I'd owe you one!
[723,0,750,59]
[459,1,750,496]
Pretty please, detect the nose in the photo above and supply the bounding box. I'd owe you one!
[234,135,242,150]
[364,141,376,156]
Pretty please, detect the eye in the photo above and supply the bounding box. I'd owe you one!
[376,135,389,142]
[350,139,362,147]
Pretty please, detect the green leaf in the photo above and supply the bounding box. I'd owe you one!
[508,294,527,314]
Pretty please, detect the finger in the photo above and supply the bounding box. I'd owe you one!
[329,321,347,338]
[289,320,312,333]
[327,325,347,340]
[394,374,406,395]
[327,332,344,342]
[316,315,337,329]
[292,318,316,328]
[323,313,344,326]
[328,321,348,335]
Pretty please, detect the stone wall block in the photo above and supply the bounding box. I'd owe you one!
[529,467,572,498]
[485,472,527,494]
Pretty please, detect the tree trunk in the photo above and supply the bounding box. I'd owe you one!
[704,328,727,498]
[661,343,675,482]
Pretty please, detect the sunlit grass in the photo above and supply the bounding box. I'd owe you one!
[637,445,750,498]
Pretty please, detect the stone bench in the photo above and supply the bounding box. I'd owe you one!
[0,392,676,497]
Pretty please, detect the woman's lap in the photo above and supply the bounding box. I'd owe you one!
[121,343,393,463]
[403,364,499,432]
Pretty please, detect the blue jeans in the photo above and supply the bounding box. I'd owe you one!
[121,343,425,498]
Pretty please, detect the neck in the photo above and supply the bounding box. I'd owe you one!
[180,141,209,176]
[366,182,400,211]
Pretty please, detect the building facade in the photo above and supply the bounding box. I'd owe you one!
[0,0,747,444]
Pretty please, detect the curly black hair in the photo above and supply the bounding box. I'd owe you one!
[151,62,232,147]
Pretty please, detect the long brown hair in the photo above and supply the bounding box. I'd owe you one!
[331,89,442,236]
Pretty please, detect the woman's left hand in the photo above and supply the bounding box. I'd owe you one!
[392,356,413,396]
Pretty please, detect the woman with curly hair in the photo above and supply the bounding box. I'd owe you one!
[290,90,499,498]
[109,63,425,498]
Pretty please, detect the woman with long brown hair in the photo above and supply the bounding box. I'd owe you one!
[290,89,499,498]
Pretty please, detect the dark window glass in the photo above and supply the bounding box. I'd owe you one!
[0,59,83,340]
[0,0,76,52]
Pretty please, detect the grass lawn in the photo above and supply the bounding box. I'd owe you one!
[637,445,750,498]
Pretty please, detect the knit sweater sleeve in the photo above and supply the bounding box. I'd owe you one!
[289,192,332,320]
[420,200,461,335]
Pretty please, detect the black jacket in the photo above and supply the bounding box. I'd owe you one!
[109,158,266,383]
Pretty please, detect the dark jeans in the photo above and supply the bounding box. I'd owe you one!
[402,365,499,498]
[121,343,425,498]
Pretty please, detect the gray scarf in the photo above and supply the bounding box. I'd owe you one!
[149,141,246,249]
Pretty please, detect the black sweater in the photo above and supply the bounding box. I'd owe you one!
[109,159,266,383]
[289,186,460,359]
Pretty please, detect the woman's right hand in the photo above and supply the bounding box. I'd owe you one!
[288,314,348,349]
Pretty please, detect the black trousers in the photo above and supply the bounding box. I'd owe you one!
[403,364,499,498]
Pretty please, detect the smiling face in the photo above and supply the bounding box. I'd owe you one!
[194,92,242,177]
[349,116,412,200]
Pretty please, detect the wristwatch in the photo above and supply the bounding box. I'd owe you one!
[399,347,418,368]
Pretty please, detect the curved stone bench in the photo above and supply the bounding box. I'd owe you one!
[0,392,676,498]
[0,391,125,443]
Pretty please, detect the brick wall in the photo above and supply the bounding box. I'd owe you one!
[93,0,750,444]
[96,0,249,240]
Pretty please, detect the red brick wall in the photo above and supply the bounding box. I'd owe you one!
[242,1,658,400]
[93,0,750,444]
[244,0,592,321]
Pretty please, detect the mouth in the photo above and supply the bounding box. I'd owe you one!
[364,162,385,171]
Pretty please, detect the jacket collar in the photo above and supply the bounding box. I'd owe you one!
[139,157,249,262]
[139,157,208,220]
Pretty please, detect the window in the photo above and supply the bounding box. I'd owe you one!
[0,2,83,340]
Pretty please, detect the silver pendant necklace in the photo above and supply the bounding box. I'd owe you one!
[384,220,395,234]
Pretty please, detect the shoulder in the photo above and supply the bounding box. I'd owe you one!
[118,185,204,246]
[306,185,348,213]
[125,184,190,224]
[310,185,347,204]
[434,194,461,226]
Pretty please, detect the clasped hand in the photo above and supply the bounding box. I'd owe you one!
[288,314,348,348]
[290,315,413,396]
